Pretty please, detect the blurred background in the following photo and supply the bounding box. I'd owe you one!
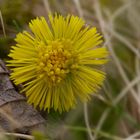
[0,0,140,139]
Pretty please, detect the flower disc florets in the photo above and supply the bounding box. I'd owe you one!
[7,14,108,113]
[37,39,78,85]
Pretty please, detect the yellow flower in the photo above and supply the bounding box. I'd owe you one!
[7,14,108,113]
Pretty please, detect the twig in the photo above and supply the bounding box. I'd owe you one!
[72,0,84,18]
[2,132,34,140]
[93,108,110,140]
[42,0,51,14]
[106,27,140,59]
[0,10,6,38]
[84,103,95,140]
[113,71,140,105]
[125,132,140,140]
[110,2,131,25]
[66,125,125,140]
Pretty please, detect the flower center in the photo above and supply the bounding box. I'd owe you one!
[37,40,79,85]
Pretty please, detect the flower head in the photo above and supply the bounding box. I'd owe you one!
[7,14,108,113]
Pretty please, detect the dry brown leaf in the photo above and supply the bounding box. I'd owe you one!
[0,59,46,134]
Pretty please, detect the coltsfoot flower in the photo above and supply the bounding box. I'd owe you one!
[7,14,108,113]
